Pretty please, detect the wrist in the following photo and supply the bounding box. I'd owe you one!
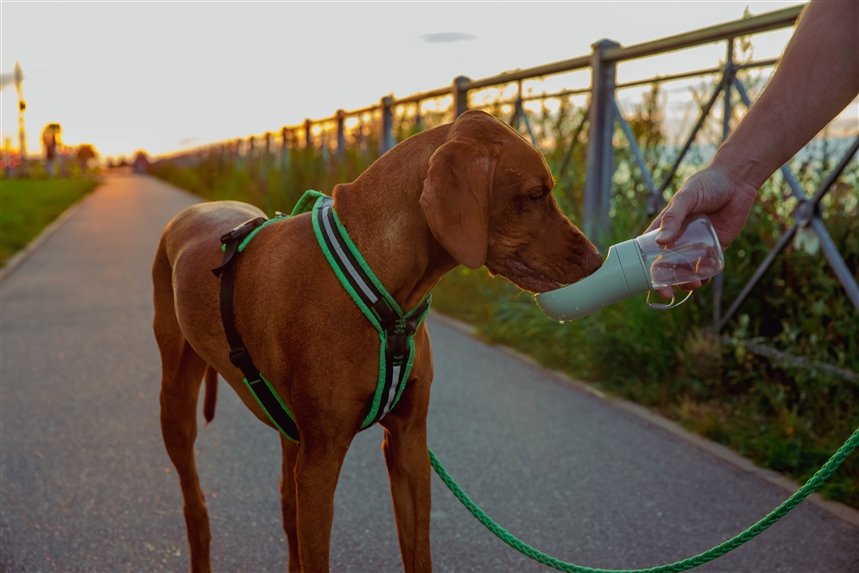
[710,146,768,192]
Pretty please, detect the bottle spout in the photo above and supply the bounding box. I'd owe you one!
[536,217,724,322]
[534,239,649,321]
[585,249,604,276]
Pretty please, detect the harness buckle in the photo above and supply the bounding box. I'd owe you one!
[220,217,267,245]
[385,318,409,364]
[229,347,250,368]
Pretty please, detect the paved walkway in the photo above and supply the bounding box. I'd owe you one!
[1,175,857,572]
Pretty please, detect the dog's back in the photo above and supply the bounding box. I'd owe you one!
[153,198,383,432]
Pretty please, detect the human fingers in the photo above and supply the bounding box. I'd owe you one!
[655,277,703,301]
[655,187,701,245]
[649,169,738,244]
[656,285,674,299]
[676,278,703,291]
[644,211,663,234]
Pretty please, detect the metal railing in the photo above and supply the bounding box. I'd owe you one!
[158,4,858,376]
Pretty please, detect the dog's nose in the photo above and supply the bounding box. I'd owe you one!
[585,250,603,275]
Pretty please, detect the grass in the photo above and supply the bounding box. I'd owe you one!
[0,178,100,266]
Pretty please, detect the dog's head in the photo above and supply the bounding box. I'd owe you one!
[420,110,602,293]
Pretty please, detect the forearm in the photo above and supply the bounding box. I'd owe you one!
[712,0,859,189]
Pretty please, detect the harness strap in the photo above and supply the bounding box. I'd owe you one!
[313,197,431,426]
[211,191,431,443]
[211,217,265,279]
[213,216,300,441]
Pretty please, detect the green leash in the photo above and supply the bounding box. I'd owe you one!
[428,426,859,573]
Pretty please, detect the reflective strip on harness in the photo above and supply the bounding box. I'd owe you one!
[312,196,431,428]
[213,190,431,443]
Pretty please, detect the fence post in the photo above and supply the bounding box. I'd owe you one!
[380,96,394,154]
[453,76,471,119]
[336,110,346,161]
[304,119,313,149]
[583,39,619,247]
[414,101,423,132]
[235,139,244,168]
[280,127,290,171]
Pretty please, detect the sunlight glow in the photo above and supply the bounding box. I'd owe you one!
[1,1,808,159]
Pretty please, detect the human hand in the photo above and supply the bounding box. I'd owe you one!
[645,167,757,298]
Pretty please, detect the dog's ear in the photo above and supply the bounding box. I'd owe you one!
[419,139,494,269]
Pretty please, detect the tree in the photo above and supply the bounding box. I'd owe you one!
[76,144,98,171]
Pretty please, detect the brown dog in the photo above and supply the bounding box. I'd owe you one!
[152,110,602,573]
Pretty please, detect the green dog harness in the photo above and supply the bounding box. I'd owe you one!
[211,190,432,442]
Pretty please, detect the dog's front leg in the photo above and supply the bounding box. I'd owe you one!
[380,380,432,573]
[294,435,351,572]
[280,436,301,573]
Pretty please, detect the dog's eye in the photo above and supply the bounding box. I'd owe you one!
[528,187,550,200]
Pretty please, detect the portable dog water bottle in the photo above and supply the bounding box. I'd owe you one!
[535,215,724,321]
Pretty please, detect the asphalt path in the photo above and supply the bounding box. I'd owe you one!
[1,175,857,573]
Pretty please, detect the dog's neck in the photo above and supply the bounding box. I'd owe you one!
[330,127,457,312]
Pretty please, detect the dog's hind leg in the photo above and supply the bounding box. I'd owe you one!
[280,437,301,573]
[153,245,213,573]
[159,344,211,573]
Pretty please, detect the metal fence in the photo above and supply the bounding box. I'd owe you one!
[158,4,858,376]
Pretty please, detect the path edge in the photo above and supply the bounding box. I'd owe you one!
[429,311,859,529]
[0,188,95,284]
[0,175,199,285]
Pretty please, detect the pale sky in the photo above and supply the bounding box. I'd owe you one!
[1,1,815,159]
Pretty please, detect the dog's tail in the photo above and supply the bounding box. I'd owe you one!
[203,366,218,424]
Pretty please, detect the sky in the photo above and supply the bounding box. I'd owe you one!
[0,1,829,160]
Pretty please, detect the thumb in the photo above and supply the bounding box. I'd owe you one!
[655,212,684,245]
[655,188,698,245]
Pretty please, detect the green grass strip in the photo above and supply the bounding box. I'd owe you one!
[1,178,99,266]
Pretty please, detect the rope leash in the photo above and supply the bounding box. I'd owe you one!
[428,425,859,573]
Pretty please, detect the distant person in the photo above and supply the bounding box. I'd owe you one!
[43,129,58,177]
[647,0,859,291]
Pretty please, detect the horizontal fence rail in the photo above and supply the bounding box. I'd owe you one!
[159,5,804,164]
[157,3,859,379]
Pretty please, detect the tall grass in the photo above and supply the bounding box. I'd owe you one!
[151,79,858,507]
